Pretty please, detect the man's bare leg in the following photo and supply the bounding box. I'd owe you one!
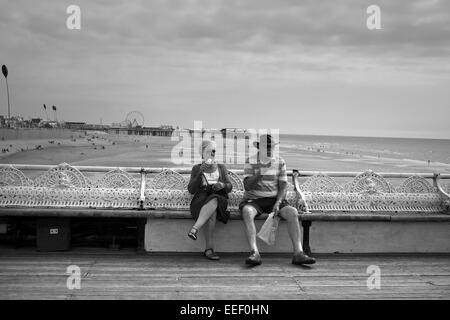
[241,205,262,265]
[278,206,303,254]
[241,205,259,253]
[279,205,316,265]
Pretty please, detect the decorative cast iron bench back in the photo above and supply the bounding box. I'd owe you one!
[0,163,449,214]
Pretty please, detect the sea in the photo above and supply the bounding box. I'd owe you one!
[280,134,450,164]
[275,134,450,174]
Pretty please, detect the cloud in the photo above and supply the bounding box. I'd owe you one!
[3,0,449,75]
[0,0,449,138]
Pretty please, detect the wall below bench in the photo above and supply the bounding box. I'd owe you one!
[309,220,450,253]
[144,218,450,254]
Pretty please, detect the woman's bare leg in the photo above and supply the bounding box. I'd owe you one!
[204,213,217,249]
[193,198,218,231]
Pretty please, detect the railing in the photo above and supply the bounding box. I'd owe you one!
[4,163,450,177]
[0,163,449,215]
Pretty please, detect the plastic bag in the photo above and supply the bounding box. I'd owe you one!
[257,212,280,246]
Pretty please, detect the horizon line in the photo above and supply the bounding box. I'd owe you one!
[280,132,450,141]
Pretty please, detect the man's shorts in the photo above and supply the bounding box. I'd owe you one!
[239,197,291,217]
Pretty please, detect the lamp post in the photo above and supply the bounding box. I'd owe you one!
[2,65,10,128]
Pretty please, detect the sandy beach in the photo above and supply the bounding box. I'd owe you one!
[1,131,449,175]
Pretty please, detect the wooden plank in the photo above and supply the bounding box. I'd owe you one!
[303,286,450,300]
[0,249,449,299]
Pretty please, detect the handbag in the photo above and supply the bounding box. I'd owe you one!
[257,212,280,246]
[201,169,224,195]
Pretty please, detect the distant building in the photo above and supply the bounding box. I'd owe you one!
[220,128,249,139]
[31,118,42,127]
[83,124,110,130]
[39,121,58,128]
[106,125,174,137]
[5,116,26,128]
[64,121,86,130]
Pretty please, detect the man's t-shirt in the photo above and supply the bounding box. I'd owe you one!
[243,156,288,200]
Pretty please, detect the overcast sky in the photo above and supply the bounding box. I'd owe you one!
[0,0,449,138]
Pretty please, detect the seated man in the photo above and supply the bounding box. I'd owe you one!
[240,134,316,266]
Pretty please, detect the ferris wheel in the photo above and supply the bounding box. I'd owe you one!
[125,111,144,128]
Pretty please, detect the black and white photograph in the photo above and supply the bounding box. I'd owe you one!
[0,0,449,305]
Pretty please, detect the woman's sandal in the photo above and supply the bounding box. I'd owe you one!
[188,227,198,240]
[204,248,220,261]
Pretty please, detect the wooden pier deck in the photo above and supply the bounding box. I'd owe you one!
[0,248,449,300]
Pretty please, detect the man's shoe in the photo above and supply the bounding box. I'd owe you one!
[245,250,262,266]
[292,252,316,265]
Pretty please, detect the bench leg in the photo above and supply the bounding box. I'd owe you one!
[301,220,312,256]
[136,218,146,252]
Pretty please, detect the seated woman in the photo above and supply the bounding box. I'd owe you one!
[187,140,233,260]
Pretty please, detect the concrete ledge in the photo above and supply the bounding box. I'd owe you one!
[144,219,450,254]
[310,221,450,253]
[145,219,295,253]
[1,208,449,221]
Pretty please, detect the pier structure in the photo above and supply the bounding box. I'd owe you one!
[105,126,175,137]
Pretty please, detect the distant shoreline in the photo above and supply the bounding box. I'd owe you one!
[1,127,448,141]
[0,129,449,174]
[281,133,450,141]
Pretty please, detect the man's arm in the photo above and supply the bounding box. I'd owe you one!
[243,174,261,191]
[273,159,288,215]
[275,180,288,203]
[243,160,261,191]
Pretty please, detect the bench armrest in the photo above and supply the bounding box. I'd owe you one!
[434,173,450,213]
[139,169,146,209]
[292,169,311,214]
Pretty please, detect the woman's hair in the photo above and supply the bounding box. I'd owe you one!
[199,140,216,158]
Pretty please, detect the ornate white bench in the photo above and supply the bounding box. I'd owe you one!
[1,163,449,253]
[1,163,449,214]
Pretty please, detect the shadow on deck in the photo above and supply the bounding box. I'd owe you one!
[0,247,449,300]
